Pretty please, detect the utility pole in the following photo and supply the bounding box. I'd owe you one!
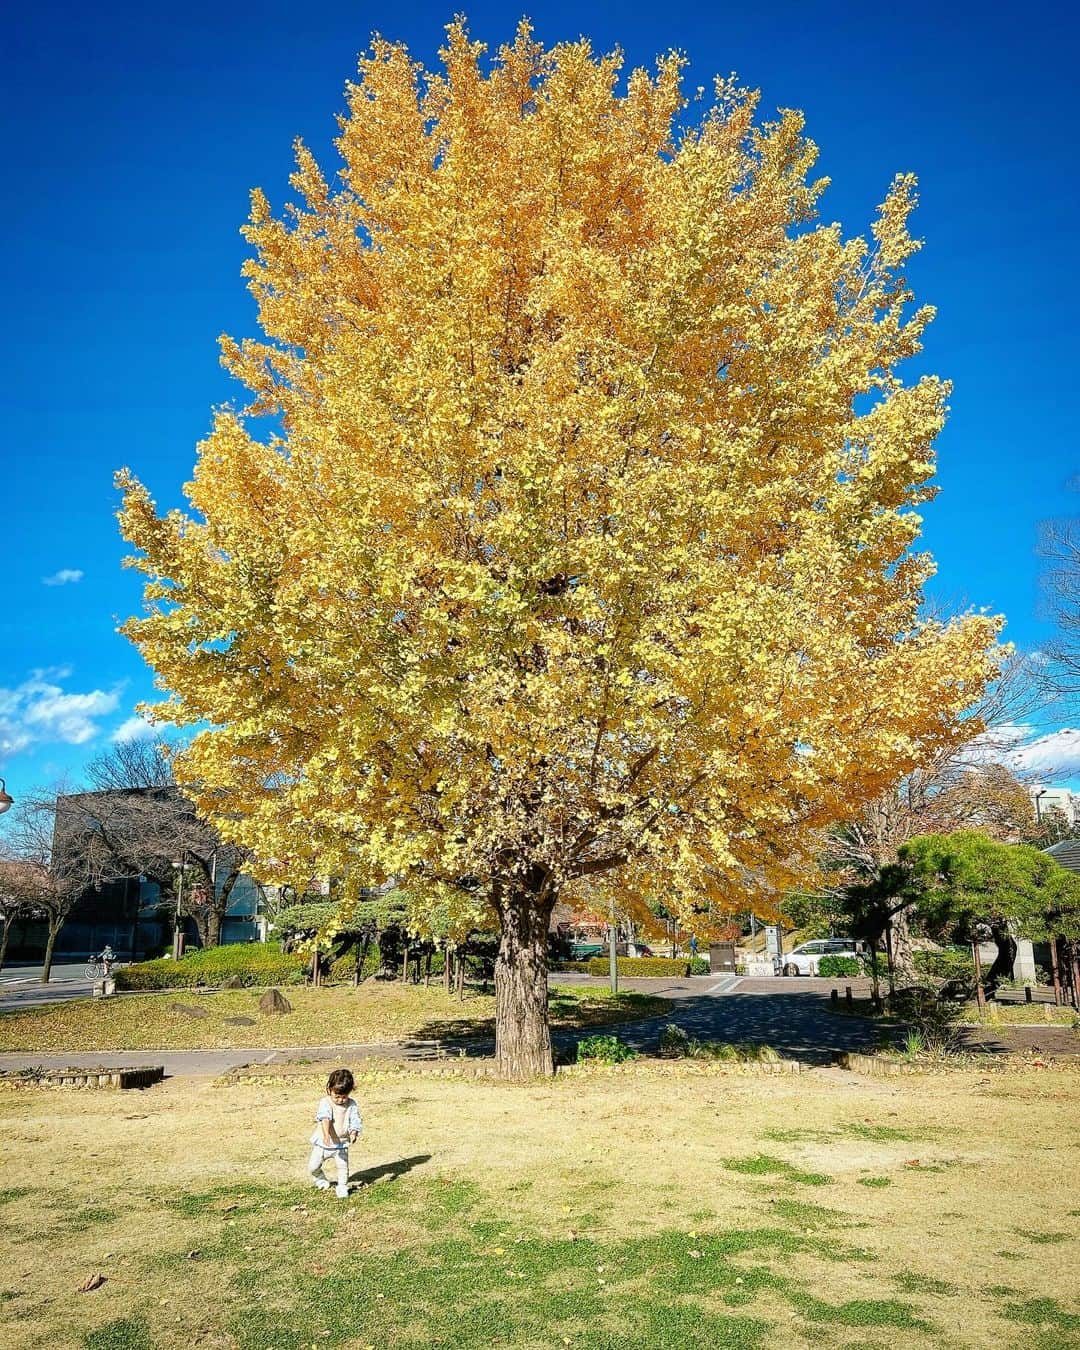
[172,851,187,960]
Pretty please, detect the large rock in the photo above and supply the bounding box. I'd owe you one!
[171,1003,209,1019]
[220,975,246,990]
[259,988,292,1016]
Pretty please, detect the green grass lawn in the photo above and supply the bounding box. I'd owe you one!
[0,982,669,1052]
[0,1062,1077,1348]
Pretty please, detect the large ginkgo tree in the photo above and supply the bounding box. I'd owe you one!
[118,22,1002,1076]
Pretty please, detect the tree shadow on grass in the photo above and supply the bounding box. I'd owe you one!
[350,1153,431,1186]
[407,1015,497,1044]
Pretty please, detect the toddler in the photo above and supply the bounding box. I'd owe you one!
[308,1067,362,1198]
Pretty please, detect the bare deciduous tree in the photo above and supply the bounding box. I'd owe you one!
[825,655,1043,981]
[1038,514,1080,701]
[0,789,114,982]
[74,741,255,948]
[0,867,34,973]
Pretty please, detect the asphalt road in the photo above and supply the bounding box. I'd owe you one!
[0,963,95,1008]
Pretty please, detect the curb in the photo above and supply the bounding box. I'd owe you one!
[0,1064,165,1090]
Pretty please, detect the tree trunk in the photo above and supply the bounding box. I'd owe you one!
[494,887,555,1079]
[41,919,60,984]
[890,907,917,985]
[206,906,224,948]
[0,915,11,974]
[212,868,241,949]
[868,940,881,1007]
[986,923,1017,990]
[355,935,370,986]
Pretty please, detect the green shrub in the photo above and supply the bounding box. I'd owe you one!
[550,961,593,973]
[326,947,386,983]
[575,1034,638,1064]
[818,955,863,978]
[913,947,973,980]
[687,956,709,975]
[886,985,961,1052]
[585,956,689,977]
[995,968,1052,991]
[690,1040,782,1063]
[656,1025,782,1063]
[658,1023,691,1057]
[115,944,306,991]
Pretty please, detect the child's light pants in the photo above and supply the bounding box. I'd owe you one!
[308,1143,349,1189]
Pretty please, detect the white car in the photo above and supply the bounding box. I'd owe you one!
[777,939,864,977]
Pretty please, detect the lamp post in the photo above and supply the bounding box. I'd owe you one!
[0,779,13,815]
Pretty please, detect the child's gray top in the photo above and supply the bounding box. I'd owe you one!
[310,1095,362,1147]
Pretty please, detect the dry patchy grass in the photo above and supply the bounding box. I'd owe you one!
[0,983,668,1052]
[960,1002,1079,1028]
[0,1062,1077,1348]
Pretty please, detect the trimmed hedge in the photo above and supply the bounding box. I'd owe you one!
[818,955,863,978]
[913,947,973,980]
[272,902,338,938]
[586,956,690,977]
[115,944,306,991]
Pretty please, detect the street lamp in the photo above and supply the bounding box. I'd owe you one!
[0,779,13,815]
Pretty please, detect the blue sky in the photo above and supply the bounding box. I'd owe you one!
[3,0,1078,801]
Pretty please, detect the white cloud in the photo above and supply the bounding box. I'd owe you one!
[969,722,1080,781]
[42,569,84,587]
[0,673,122,760]
[1009,728,1080,779]
[111,715,157,744]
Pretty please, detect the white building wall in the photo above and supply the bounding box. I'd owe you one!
[1029,785,1079,826]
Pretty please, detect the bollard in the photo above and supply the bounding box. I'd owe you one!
[845,986,853,1009]
[831,988,838,1007]
[1025,985,1032,1004]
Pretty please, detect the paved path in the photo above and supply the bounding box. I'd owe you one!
[0,976,1072,1078]
[0,977,891,1076]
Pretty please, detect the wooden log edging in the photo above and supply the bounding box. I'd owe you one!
[0,1065,165,1090]
[833,1050,917,1077]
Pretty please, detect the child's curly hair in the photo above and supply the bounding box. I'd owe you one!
[326,1068,355,1095]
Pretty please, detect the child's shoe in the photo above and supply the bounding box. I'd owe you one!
[336,1185,349,1199]
[313,1177,331,1191]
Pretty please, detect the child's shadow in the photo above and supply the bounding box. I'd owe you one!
[350,1154,431,1187]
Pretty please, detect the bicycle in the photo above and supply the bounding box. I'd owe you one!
[84,946,117,981]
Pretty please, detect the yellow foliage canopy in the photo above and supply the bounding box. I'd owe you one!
[118,22,1002,939]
